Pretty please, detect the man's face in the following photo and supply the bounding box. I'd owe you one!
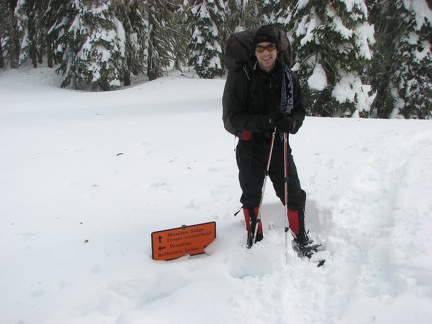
[255,42,278,73]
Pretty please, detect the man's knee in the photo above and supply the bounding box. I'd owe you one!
[287,189,306,209]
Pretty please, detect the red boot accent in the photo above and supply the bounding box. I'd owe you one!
[243,208,252,235]
[288,209,300,235]
[243,207,263,236]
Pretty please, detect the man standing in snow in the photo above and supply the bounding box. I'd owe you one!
[222,26,313,252]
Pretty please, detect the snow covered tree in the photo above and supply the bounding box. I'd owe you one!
[188,0,226,78]
[368,0,432,119]
[56,0,127,91]
[2,0,20,69]
[146,0,177,81]
[261,0,292,28]
[171,1,191,72]
[15,0,50,68]
[0,0,12,69]
[225,0,260,32]
[287,0,375,117]
[43,0,78,69]
[111,0,147,85]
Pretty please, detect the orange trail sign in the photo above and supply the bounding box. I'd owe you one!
[151,222,216,261]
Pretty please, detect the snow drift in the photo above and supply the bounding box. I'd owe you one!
[1,67,431,324]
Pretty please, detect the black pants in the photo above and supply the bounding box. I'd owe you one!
[236,136,306,209]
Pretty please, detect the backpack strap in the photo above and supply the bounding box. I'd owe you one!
[242,65,251,81]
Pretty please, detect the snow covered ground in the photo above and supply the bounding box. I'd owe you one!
[1,66,431,324]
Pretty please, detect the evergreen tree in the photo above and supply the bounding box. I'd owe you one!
[112,0,147,85]
[2,0,20,68]
[4,0,429,116]
[261,0,291,28]
[43,0,77,69]
[171,0,191,72]
[56,0,126,91]
[288,0,375,117]
[0,0,11,69]
[225,0,260,33]
[15,0,50,68]
[146,0,176,81]
[368,0,432,119]
[188,0,226,79]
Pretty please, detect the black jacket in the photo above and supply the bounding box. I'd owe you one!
[222,59,305,137]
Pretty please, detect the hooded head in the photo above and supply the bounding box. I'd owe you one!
[252,26,280,52]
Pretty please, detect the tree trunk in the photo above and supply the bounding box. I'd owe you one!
[46,41,53,68]
[30,41,37,68]
[123,70,131,86]
[9,24,19,68]
[0,38,4,69]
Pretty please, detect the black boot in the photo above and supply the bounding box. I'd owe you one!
[293,231,321,258]
[294,231,310,244]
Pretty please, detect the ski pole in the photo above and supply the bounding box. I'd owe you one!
[283,131,300,264]
[283,131,290,265]
[252,127,277,244]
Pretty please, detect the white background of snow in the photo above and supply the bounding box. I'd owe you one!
[1,66,432,324]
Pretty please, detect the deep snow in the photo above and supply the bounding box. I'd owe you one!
[1,66,431,324]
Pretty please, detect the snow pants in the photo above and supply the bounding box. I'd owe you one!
[236,134,306,235]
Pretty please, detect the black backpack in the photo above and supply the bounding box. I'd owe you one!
[224,27,293,73]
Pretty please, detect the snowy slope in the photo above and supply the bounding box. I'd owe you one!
[1,67,431,324]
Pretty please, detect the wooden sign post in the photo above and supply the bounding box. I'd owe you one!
[151,222,216,261]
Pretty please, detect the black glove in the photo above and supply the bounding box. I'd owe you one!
[277,116,295,133]
[260,111,283,130]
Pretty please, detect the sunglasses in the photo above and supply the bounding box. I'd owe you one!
[255,43,277,53]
